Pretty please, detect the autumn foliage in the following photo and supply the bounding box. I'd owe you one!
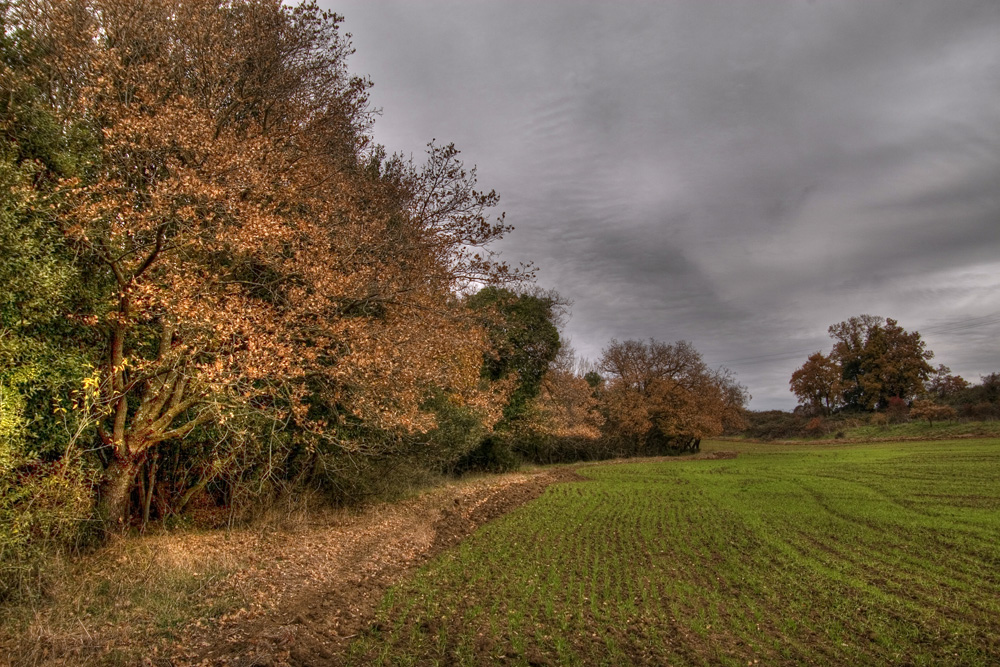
[2,0,523,538]
[791,315,935,414]
[0,0,756,600]
[597,339,748,455]
[909,400,957,426]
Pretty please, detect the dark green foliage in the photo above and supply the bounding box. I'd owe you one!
[458,287,565,473]
[0,8,103,600]
[512,429,622,464]
[467,287,562,426]
[292,393,493,505]
[948,373,1000,420]
[418,393,490,474]
[742,410,811,441]
[980,373,1000,403]
[454,436,520,474]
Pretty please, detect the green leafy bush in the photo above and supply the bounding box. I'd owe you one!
[0,453,95,601]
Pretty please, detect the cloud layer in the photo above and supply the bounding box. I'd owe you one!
[332,0,1000,408]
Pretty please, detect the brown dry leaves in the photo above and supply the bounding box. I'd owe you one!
[0,470,567,666]
[21,0,517,459]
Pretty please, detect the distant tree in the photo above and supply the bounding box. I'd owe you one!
[817,315,935,411]
[952,372,1000,420]
[925,365,969,402]
[789,352,842,415]
[977,372,1000,404]
[598,339,748,454]
[910,400,956,427]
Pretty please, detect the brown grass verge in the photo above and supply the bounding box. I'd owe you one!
[0,468,577,667]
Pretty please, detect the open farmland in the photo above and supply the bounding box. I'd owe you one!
[346,439,1000,666]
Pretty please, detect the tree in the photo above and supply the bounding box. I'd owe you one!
[466,287,565,426]
[0,5,101,596]
[583,371,603,389]
[517,344,605,459]
[13,0,515,528]
[951,372,1000,420]
[981,373,1000,404]
[451,287,565,471]
[910,400,956,426]
[789,352,842,415]
[0,0,102,459]
[830,315,934,410]
[792,315,935,413]
[925,365,969,401]
[598,339,748,454]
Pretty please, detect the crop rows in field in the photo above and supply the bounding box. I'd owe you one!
[346,439,1000,666]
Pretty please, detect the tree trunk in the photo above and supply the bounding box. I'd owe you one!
[176,474,212,515]
[98,457,139,532]
[142,453,158,530]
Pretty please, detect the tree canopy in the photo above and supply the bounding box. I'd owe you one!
[598,339,748,454]
[791,315,935,413]
[467,287,564,426]
[3,0,519,528]
[789,352,842,415]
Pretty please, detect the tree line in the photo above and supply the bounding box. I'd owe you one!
[0,0,748,600]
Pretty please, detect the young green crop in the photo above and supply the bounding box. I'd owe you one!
[347,439,1000,666]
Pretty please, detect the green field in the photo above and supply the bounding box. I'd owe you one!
[346,439,1000,666]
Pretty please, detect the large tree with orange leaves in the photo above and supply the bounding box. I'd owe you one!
[598,339,747,454]
[13,0,515,527]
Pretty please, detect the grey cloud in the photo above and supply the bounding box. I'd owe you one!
[332,0,1000,409]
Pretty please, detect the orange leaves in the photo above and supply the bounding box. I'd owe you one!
[21,0,518,469]
[530,369,604,441]
[599,339,748,445]
[790,352,843,414]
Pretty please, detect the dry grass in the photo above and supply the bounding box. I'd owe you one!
[0,471,556,666]
[2,528,251,666]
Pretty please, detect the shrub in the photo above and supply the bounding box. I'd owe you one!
[958,402,1000,421]
[455,436,520,474]
[910,400,957,427]
[0,457,95,601]
[742,411,808,441]
[885,397,910,424]
[805,417,825,435]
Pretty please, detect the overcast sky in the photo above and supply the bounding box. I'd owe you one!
[328,0,1000,410]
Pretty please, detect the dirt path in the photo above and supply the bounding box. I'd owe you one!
[148,467,580,666]
[5,457,741,666]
